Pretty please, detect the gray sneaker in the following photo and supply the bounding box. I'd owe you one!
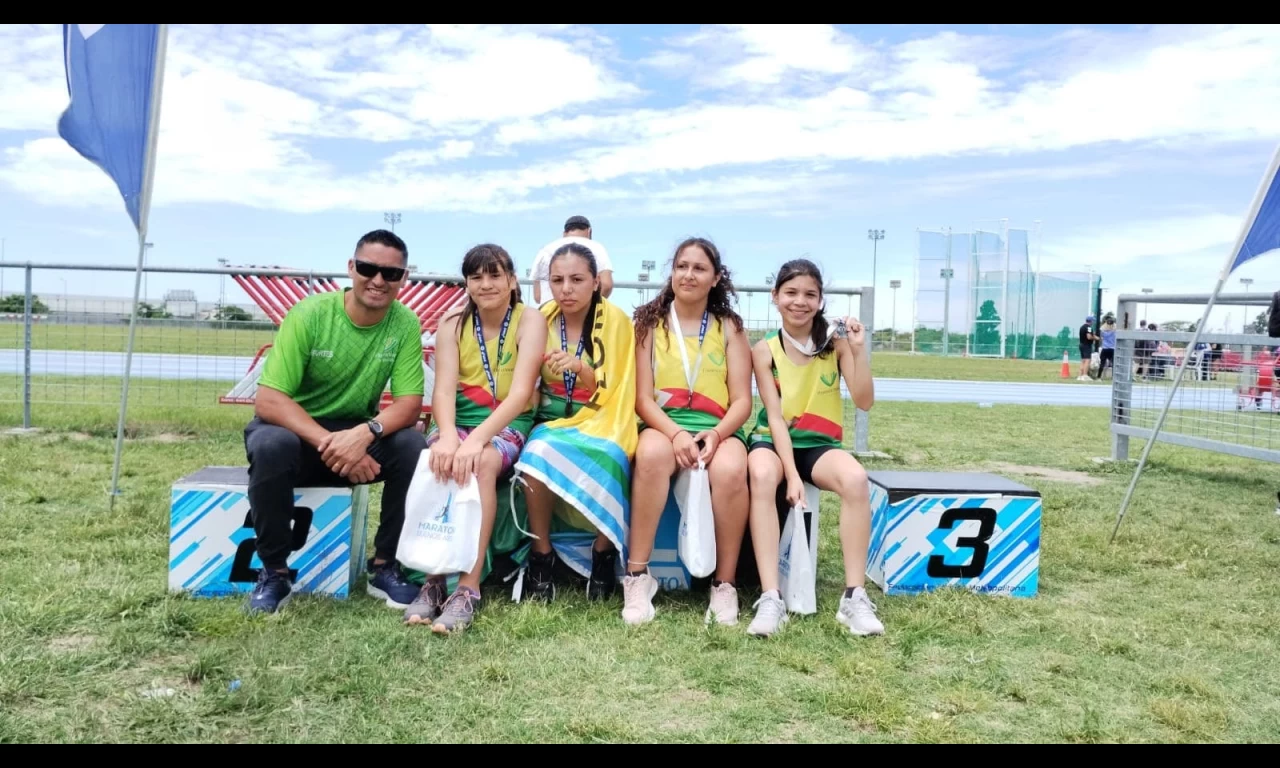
[746,590,789,638]
[432,586,481,635]
[403,577,447,626]
[836,587,885,637]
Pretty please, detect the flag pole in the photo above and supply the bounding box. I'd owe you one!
[1110,143,1280,543]
[109,24,168,509]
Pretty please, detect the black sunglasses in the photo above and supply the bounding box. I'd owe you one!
[353,259,407,282]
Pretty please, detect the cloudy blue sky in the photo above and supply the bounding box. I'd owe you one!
[1,23,1277,331]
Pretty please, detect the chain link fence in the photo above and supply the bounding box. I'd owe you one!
[913,224,1099,360]
[1109,292,1280,464]
[1,261,876,452]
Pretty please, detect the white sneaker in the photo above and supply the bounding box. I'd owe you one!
[705,582,740,626]
[620,573,658,625]
[746,590,789,638]
[836,587,885,637]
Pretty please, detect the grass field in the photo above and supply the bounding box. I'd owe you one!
[2,401,1278,743]
[0,321,275,358]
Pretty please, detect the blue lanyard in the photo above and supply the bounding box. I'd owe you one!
[560,315,587,414]
[474,305,513,409]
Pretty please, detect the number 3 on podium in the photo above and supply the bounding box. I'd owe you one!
[926,507,996,579]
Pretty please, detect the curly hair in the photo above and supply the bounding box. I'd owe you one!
[633,237,743,349]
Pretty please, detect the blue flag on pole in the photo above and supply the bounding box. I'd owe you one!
[56,24,161,232]
[1229,144,1280,274]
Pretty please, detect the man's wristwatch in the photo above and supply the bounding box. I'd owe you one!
[366,419,383,441]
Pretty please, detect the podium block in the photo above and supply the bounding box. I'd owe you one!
[866,471,1040,598]
[168,466,369,598]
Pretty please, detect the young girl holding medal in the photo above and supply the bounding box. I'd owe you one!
[744,259,883,639]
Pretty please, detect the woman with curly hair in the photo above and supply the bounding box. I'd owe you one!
[621,237,753,627]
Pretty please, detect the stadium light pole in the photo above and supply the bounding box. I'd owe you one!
[889,279,902,351]
[1240,277,1254,332]
[1141,287,1153,324]
[143,242,153,305]
[384,212,401,232]
[865,226,885,295]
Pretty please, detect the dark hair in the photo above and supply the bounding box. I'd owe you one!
[355,229,408,263]
[457,244,521,339]
[549,242,602,360]
[564,215,591,233]
[773,258,833,358]
[633,237,743,348]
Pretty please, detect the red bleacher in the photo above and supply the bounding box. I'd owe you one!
[219,267,468,417]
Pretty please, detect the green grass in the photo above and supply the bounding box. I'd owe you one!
[2,402,1279,743]
[0,321,275,357]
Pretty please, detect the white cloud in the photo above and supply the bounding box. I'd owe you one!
[382,140,475,169]
[2,24,1280,217]
[1046,212,1241,271]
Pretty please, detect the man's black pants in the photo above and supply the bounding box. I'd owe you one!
[243,417,425,571]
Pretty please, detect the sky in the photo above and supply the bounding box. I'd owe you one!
[1,23,1278,332]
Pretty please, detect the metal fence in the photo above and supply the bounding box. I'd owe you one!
[0,261,876,452]
[1109,292,1280,464]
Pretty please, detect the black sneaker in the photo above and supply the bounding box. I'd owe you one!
[366,559,419,609]
[587,548,618,601]
[524,550,556,602]
[247,569,292,615]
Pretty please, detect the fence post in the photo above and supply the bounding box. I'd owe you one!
[855,285,874,454]
[1111,298,1136,461]
[22,263,32,429]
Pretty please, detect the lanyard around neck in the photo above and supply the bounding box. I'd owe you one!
[473,305,513,408]
[669,303,709,400]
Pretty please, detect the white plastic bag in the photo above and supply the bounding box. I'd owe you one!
[395,449,482,576]
[777,494,820,615]
[674,461,716,578]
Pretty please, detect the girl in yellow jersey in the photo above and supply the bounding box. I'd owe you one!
[622,238,753,627]
[403,244,546,634]
[516,242,638,604]
[745,259,883,639]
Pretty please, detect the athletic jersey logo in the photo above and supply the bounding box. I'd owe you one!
[499,349,514,366]
[820,371,838,387]
[707,351,725,367]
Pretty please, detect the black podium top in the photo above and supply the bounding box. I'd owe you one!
[178,465,354,489]
[179,466,250,486]
[868,471,1040,504]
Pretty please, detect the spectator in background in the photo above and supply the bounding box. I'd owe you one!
[1078,315,1098,381]
[1099,314,1116,379]
[530,216,614,305]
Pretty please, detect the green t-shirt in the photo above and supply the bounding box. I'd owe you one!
[259,291,424,420]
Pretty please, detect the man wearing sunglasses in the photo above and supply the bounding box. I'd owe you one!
[242,229,426,615]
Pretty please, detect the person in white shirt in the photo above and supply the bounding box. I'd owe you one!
[530,215,613,305]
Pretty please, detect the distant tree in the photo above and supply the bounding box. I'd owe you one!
[1246,309,1270,335]
[136,302,172,319]
[215,305,252,322]
[0,294,49,313]
[975,300,1001,350]
[1163,321,1192,334]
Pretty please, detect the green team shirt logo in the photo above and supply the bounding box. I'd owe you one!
[707,350,725,367]
[820,371,838,388]
[259,291,424,420]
